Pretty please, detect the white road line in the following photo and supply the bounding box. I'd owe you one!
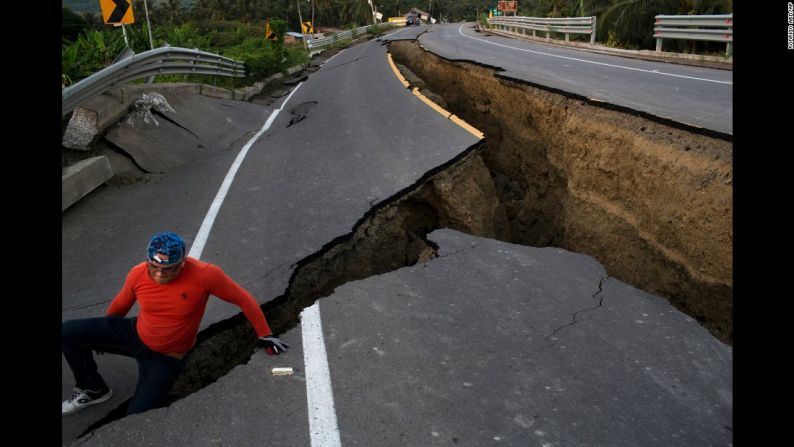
[188,83,303,258]
[301,302,342,447]
[185,78,342,446]
[457,23,732,85]
[322,48,346,66]
[302,50,344,447]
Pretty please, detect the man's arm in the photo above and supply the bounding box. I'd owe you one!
[105,265,141,317]
[202,264,273,337]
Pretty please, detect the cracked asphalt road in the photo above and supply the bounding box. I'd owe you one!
[320,229,732,446]
[63,29,731,446]
[73,229,732,446]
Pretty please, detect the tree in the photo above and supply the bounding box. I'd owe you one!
[235,0,260,21]
[190,0,235,20]
[269,16,288,55]
[80,11,103,31]
[340,0,374,26]
[158,0,187,25]
[313,0,332,20]
[63,7,88,42]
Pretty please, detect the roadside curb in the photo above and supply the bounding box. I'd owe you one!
[62,156,113,211]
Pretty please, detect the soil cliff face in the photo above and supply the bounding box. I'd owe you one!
[389,40,732,343]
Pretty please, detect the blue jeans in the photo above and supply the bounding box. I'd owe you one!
[61,316,185,415]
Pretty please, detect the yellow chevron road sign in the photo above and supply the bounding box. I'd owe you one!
[100,0,135,25]
[265,20,277,40]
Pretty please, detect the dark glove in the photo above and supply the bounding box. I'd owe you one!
[257,335,290,356]
[94,349,105,356]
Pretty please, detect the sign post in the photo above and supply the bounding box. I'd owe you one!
[142,0,155,50]
[296,0,309,50]
[101,0,135,48]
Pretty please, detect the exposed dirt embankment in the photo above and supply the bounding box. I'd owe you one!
[390,40,732,343]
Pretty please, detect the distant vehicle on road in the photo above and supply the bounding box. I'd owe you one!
[406,13,420,26]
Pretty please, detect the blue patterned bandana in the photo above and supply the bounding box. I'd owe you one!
[147,232,186,265]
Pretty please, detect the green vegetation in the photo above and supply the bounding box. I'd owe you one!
[142,19,309,89]
[62,0,402,87]
[62,0,733,87]
[62,29,127,86]
[366,24,393,35]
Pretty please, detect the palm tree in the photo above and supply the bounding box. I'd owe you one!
[190,0,209,20]
[80,11,102,31]
[314,0,334,28]
[236,0,258,21]
[159,0,186,25]
[351,0,373,25]
[206,0,232,20]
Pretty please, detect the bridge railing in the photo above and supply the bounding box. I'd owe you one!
[62,46,246,116]
[653,14,733,57]
[488,16,597,44]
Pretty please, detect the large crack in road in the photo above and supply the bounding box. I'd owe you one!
[77,36,732,438]
[81,137,491,436]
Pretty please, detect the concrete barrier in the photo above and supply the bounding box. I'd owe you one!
[62,156,113,211]
[62,96,129,150]
[62,83,203,151]
[61,65,309,212]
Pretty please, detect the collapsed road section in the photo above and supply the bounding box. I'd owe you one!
[67,33,731,443]
[66,37,486,440]
[388,40,732,344]
[160,38,734,409]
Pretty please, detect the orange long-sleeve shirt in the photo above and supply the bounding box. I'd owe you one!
[106,257,272,354]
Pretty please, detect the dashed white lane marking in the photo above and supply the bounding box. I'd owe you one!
[298,50,344,446]
[456,23,732,85]
[301,302,342,447]
[189,83,303,258]
[190,49,347,446]
[188,62,342,445]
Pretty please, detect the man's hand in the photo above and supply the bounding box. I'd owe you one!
[257,335,290,356]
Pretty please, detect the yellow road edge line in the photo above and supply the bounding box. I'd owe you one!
[386,52,411,88]
[412,87,451,117]
[386,52,484,140]
[449,114,485,140]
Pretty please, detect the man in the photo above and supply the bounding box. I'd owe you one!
[62,231,289,415]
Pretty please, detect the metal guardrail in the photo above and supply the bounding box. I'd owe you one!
[306,25,373,50]
[654,14,733,56]
[62,46,246,115]
[488,16,597,44]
